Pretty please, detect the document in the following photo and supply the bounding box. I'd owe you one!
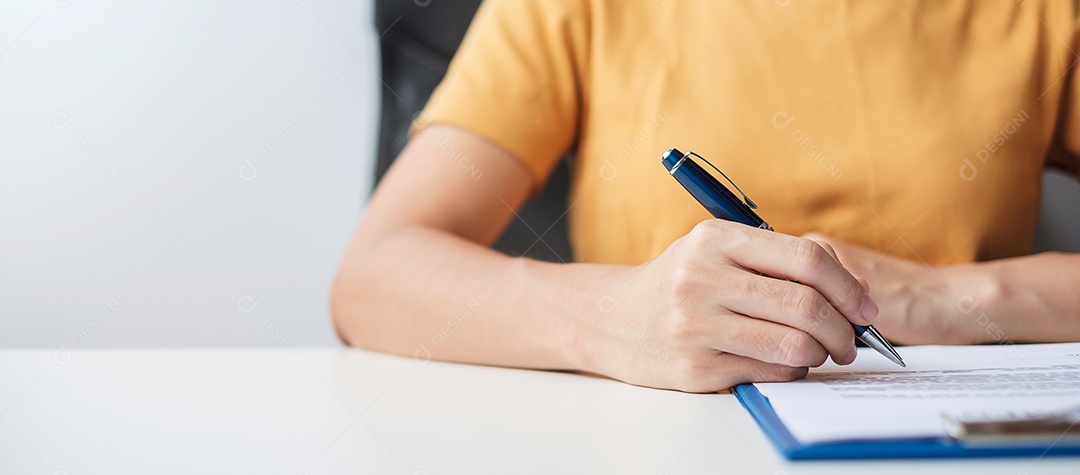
[753,342,1080,444]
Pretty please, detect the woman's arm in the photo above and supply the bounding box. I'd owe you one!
[959,252,1080,343]
[806,234,1080,345]
[332,125,591,370]
[333,125,879,392]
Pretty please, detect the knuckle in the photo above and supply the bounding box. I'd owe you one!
[729,273,759,300]
[720,225,751,251]
[690,219,718,235]
[777,365,809,381]
[838,279,865,312]
[694,218,728,236]
[792,237,828,274]
[669,264,705,303]
[692,219,746,249]
[671,356,711,391]
[688,220,721,245]
[782,286,825,329]
[739,325,776,360]
[775,331,817,367]
[751,363,808,383]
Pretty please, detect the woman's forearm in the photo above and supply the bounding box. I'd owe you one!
[331,224,620,371]
[950,252,1080,344]
[334,126,877,392]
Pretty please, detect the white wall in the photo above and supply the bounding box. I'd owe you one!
[1,0,377,348]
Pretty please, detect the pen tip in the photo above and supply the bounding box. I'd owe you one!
[898,360,907,368]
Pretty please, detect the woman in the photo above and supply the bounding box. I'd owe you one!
[332,0,1080,392]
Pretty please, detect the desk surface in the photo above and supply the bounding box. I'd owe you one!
[2,348,1077,474]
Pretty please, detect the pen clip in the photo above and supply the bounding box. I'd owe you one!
[684,151,760,209]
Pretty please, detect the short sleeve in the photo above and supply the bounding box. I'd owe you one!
[411,0,590,190]
[1046,14,1080,177]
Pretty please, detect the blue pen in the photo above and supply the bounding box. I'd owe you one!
[662,148,905,367]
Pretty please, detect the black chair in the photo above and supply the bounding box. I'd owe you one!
[373,0,574,263]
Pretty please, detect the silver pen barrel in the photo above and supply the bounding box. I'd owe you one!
[855,325,905,367]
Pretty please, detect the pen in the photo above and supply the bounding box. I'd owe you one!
[661,148,906,367]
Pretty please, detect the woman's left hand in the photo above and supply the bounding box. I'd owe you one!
[801,233,975,345]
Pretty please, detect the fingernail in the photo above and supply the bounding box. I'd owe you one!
[846,342,858,364]
[860,295,879,323]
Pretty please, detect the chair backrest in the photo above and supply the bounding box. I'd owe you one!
[1034,169,1080,253]
[373,0,574,263]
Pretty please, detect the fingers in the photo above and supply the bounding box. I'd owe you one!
[725,353,810,385]
[716,274,857,364]
[697,313,833,367]
[806,238,870,292]
[704,222,878,326]
[645,221,883,394]
[669,352,810,393]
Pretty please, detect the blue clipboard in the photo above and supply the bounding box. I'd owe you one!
[733,384,1080,460]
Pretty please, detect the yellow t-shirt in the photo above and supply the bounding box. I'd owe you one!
[418,0,1080,265]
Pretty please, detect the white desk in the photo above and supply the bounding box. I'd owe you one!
[2,348,1077,474]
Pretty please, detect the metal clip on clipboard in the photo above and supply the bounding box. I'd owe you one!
[944,406,1080,447]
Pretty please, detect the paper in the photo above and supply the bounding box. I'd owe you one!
[754,342,1080,444]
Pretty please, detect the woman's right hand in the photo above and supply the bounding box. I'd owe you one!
[581,219,880,393]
